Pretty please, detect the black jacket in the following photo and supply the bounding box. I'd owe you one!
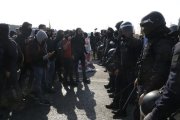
[71,35,86,56]
[90,35,96,50]
[150,41,180,120]
[118,37,142,71]
[15,34,27,54]
[1,39,19,86]
[27,40,48,67]
[46,38,56,61]
[138,37,172,92]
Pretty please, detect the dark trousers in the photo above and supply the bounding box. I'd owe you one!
[18,64,33,89]
[55,58,63,82]
[115,70,135,94]
[115,74,124,94]
[63,58,73,81]
[113,70,136,106]
[109,74,115,90]
[74,54,87,81]
[92,48,97,59]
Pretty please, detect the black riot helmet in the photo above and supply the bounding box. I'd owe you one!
[140,11,166,35]
[169,24,178,32]
[169,24,179,35]
[107,27,114,38]
[97,44,104,52]
[109,41,115,48]
[107,48,116,59]
[169,24,179,45]
[119,22,134,38]
[140,90,161,116]
[115,21,123,30]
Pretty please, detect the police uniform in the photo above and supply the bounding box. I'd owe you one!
[144,42,180,120]
[137,37,172,94]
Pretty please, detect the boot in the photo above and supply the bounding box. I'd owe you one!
[105,102,119,110]
[113,110,127,119]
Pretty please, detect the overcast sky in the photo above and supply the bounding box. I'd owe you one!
[0,0,179,33]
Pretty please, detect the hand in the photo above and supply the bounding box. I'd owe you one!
[144,112,153,120]
[139,93,145,105]
[134,78,138,87]
[6,71,10,78]
[48,51,55,58]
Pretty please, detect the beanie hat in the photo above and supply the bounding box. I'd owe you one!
[36,30,48,44]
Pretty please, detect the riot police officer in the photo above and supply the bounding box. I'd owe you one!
[135,11,173,120]
[143,21,180,120]
[106,22,142,119]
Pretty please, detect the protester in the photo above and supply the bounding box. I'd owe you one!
[54,30,64,82]
[84,32,92,63]
[90,32,97,60]
[46,28,56,92]
[15,22,32,89]
[72,28,90,84]
[62,32,77,86]
[29,30,54,105]
[0,24,22,110]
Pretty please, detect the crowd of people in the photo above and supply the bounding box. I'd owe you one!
[1,10,180,120]
[0,22,98,115]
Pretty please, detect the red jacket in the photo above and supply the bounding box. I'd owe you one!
[62,38,72,58]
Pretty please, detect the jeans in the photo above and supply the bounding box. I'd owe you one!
[74,54,87,81]
[47,60,55,88]
[32,66,46,97]
[63,58,73,81]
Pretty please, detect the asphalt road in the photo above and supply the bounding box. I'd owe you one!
[4,61,134,120]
